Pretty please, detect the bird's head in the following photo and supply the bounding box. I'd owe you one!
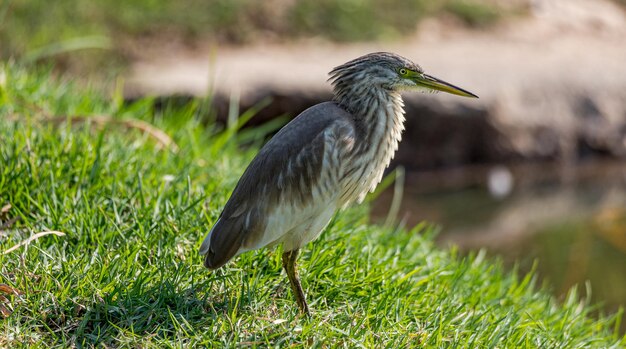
[329,52,478,99]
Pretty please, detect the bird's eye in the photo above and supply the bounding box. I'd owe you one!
[399,68,408,76]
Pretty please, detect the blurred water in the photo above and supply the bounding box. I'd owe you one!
[371,160,626,328]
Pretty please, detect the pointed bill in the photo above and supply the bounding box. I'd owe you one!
[413,73,478,98]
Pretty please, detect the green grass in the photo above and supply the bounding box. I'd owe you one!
[444,0,500,28]
[1,64,625,348]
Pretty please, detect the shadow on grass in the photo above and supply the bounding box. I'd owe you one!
[70,270,253,346]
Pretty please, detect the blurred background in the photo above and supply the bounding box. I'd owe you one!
[2,0,625,327]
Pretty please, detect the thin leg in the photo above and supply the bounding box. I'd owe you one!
[282,249,310,316]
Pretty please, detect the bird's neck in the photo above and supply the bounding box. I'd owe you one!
[337,87,406,202]
[336,88,406,149]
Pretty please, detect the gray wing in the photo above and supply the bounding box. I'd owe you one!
[200,101,356,269]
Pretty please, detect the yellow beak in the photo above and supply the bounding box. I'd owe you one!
[413,73,478,98]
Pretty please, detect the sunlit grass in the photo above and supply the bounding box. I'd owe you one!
[1,64,625,347]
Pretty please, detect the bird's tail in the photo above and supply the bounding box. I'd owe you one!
[199,217,244,270]
[198,223,215,257]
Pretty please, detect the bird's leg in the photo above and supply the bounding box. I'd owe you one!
[282,249,310,316]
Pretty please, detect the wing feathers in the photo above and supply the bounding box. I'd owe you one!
[200,102,356,269]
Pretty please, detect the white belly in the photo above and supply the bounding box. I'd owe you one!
[239,197,338,253]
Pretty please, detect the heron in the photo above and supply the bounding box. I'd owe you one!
[200,52,477,315]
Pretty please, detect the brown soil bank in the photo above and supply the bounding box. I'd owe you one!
[127,0,626,169]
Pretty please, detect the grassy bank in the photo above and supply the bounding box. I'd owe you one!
[0,0,518,77]
[1,65,625,347]
[2,0,509,51]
